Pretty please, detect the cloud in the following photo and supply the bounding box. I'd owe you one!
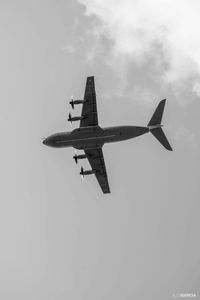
[78,0,200,100]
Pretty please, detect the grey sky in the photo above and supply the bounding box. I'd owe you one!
[0,1,199,299]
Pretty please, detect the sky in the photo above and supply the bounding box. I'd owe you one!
[0,1,199,299]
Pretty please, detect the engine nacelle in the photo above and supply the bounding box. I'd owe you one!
[73,153,87,164]
[80,166,95,177]
[68,113,84,124]
[69,98,85,109]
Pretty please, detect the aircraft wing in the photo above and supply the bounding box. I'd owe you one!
[80,76,98,127]
[84,148,110,194]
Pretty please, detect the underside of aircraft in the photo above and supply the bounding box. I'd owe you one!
[43,76,172,193]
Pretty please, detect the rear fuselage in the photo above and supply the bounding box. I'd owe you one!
[43,125,149,150]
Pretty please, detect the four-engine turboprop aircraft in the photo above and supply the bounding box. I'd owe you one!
[43,76,172,194]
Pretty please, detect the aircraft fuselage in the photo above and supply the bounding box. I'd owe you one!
[43,125,149,150]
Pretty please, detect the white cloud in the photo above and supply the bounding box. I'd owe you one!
[78,0,200,99]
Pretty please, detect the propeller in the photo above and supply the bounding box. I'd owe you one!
[73,151,87,164]
[68,112,72,125]
[69,96,74,109]
[80,166,84,180]
[73,150,78,164]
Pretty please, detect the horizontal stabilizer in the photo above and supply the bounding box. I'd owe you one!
[151,128,173,151]
[148,99,166,126]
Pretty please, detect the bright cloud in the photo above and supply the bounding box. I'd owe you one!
[78,0,200,98]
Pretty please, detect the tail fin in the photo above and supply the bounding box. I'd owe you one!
[148,99,166,127]
[148,99,173,151]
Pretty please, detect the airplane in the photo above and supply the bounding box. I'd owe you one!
[43,76,172,194]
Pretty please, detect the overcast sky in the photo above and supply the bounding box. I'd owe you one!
[0,1,199,299]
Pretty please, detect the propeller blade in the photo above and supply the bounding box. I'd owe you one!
[74,150,78,161]
[70,96,74,109]
[68,113,72,125]
[80,166,84,180]
[73,155,78,164]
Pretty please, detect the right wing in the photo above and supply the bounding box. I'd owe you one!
[80,76,98,127]
[84,148,110,194]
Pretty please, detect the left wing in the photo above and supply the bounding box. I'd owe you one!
[84,148,110,194]
[80,76,98,127]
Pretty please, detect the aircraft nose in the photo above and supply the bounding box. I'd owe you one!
[43,138,49,146]
[42,136,56,147]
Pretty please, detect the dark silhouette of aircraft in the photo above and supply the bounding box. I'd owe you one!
[43,76,172,193]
